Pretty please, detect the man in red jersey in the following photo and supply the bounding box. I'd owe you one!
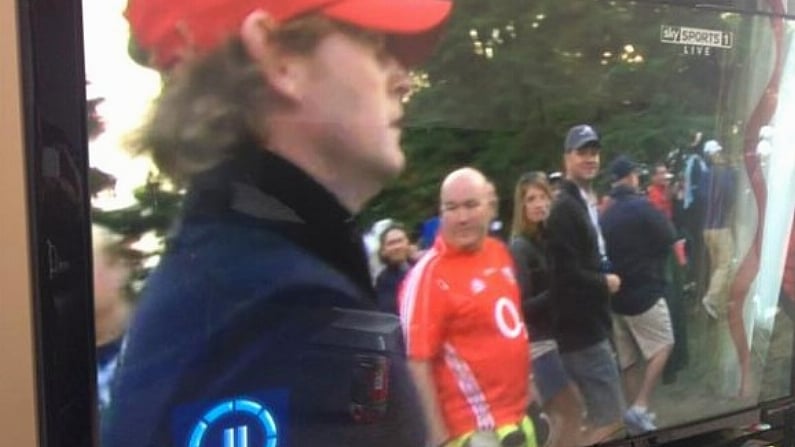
[400,167,536,447]
[647,163,673,220]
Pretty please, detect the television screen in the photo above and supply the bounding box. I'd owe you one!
[22,0,795,445]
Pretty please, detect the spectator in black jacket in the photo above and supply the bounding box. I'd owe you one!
[509,171,583,447]
[546,124,625,445]
[601,156,677,435]
[375,223,412,314]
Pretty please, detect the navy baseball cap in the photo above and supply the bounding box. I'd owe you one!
[564,124,601,152]
[609,155,640,181]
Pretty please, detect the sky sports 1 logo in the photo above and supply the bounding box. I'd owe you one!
[661,25,734,49]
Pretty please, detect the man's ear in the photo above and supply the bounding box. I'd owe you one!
[240,10,304,103]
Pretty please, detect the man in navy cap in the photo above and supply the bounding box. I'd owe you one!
[601,155,677,435]
[545,124,625,444]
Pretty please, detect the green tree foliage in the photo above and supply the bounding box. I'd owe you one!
[92,175,183,297]
[88,91,182,242]
[88,91,183,296]
[362,0,734,234]
[91,175,182,239]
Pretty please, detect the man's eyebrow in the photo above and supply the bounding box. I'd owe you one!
[442,200,466,207]
[444,198,480,206]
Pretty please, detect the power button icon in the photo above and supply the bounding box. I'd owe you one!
[188,398,278,447]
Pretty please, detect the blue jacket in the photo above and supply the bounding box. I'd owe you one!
[704,164,737,229]
[102,147,425,447]
[601,184,676,315]
[375,264,408,315]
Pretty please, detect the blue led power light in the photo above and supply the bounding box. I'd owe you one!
[188,398,279,447]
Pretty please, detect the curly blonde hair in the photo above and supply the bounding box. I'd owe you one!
[131,16,353,182]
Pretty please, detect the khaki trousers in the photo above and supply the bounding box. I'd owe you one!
[702,228,734,312]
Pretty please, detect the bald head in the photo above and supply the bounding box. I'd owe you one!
[439,167,491,251]
[440,167,489,200]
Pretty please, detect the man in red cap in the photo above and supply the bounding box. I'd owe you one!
[103,1,451,446]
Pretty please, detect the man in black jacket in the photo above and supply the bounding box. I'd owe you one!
[546,124,625,444]
[601,156,677,435]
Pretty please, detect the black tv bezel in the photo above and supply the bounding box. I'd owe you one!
[17,0,96,446]
[15,0,795,446]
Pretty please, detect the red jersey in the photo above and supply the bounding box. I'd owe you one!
[648,183,673,220]
[399,236,530,437]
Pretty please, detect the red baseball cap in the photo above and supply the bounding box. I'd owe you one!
[126,0,452,70]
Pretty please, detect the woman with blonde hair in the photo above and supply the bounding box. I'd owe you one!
[510,172,584,447]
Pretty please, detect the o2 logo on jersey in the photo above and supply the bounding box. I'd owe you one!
[187,398,279,447]
[494,297,523,339]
